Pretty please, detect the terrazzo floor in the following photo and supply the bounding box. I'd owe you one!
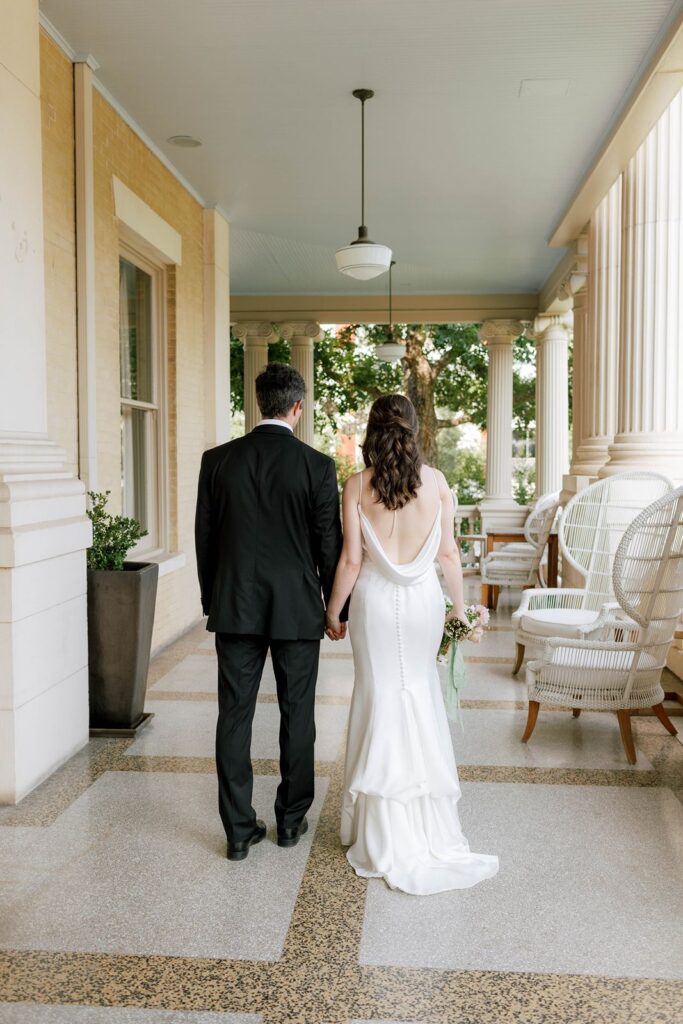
[1,583,682,1023]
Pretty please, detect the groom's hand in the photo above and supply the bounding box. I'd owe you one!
[325,613,346,641]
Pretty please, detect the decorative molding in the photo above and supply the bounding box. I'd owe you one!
[538,237,588,315]
[38,12,77,62]
[231,322,278,342]
[479,319,525,343]
[74,53,99,71]
[279,321,322,341]
[532,311,574,340]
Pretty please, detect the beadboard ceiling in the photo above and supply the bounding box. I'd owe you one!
[40,0,682,295]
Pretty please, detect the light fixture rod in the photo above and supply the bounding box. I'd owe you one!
[388,260,396,340]
[352,89,374,239]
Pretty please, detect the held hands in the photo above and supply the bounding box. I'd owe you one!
[325,612,347,641]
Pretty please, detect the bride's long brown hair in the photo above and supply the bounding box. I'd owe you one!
[361,394,422,511]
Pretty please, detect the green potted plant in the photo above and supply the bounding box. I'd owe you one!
[86,491,159,733]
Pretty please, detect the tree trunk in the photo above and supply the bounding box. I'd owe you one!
[403,327,439,465]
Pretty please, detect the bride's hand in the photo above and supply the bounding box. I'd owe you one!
[325,613,346,641]
[446,609,469,628]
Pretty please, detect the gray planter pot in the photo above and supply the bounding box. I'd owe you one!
[87,561,159,730]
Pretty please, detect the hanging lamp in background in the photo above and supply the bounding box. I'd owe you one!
[335,89,392,280]
[375,261,406,362]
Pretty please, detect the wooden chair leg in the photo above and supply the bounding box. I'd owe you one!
[481,583,490,608]
[572,708,581,718]
[616,709,637,764]
[512,643,525,675]
[491,585,500,611]
[652,703,678,736]
[521,700,540,743]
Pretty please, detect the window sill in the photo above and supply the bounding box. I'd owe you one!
[144,551,187,578]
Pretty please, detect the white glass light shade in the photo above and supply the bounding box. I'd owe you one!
[335,242,392,280]
[375,341,406,363]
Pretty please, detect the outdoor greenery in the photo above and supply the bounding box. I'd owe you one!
[230,323,538,502]
[86,491,146,571]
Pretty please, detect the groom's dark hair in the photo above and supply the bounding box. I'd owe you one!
[255,362,306,418]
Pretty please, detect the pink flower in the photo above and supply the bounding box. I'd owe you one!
[474,605,490,625]
[470,626,484,643]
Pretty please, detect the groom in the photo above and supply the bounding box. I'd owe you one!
[195,363,345,860]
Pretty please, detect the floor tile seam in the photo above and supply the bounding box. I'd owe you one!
[147,691,351,707]
[457,765,663,787]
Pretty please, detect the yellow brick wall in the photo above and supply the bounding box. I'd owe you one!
[40,31,206,653]
[40,33,78,478]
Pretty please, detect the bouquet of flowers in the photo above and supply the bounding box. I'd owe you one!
[438,601,490,725]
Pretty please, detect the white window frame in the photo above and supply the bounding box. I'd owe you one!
[119,241,169,560]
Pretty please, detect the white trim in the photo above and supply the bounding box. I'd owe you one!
[149,551,187,578]
[119,245,168,557]
[113,177,182,266]
[38,12,77,62]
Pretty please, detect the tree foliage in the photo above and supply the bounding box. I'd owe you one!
[229,323,537,467]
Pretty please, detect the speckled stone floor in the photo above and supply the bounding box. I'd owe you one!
[1,583,682,1023]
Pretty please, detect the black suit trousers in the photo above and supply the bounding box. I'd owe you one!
[215,633,320,842]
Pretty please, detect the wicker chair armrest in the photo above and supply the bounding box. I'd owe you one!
[538,638,641,669]
[523,588,585,611]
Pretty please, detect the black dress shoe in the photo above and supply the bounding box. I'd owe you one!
[277,816,309,848]
[226,819,267,861]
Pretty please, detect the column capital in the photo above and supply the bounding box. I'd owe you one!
[479,319,525,344]
[532,311,573,341]
[231,321,278,344]
[279,321,322,342]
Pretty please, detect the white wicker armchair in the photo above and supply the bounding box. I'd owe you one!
[511,472,673,674]
[522,485,683,764]
[480,491,560,608]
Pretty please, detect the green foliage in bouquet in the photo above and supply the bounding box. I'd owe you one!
[86,491,146,571]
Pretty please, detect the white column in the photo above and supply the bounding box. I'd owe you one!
[0,1,91,803]
[533,313,572,496]
[203,209,231,448]
[281,321,321,447]
[232,322,276,431]
[601,90,683,482]
[478,320,526,530]
[572,178,621,478]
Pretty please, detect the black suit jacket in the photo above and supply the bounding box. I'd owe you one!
[195,424,344,639]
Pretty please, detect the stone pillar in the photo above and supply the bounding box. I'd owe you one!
[281,321,321,447]
[601,91,683,482]
[203,209,231,448]
[0,0,91,803]
[572,178,621,478]
[478,320,526,530]
[232,322,277,432]
[533,313,572,497]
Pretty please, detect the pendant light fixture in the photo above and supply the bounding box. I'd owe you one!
[375,261,406,363]
[335,89,392,280]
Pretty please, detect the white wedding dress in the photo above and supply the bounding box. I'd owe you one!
[341,472,499,895]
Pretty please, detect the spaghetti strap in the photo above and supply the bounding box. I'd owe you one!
[430,466,440,518]
[358,470,363,509]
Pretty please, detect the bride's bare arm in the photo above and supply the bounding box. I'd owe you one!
[434,470,468,622]
[325,476,364,636]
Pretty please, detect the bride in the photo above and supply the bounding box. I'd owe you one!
[324,394,499,896]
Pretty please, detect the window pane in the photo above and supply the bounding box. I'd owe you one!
[119,257,153,403]
[121,406,152,533]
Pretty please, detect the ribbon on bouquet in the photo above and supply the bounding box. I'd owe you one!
[444,640,466,727]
